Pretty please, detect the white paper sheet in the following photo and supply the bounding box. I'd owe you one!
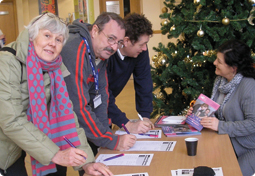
[162,116,186,123]
[114,172,149,176]
[96,154,154,166]
[115,130,162,139]
[127,141,176,151]
[171,167,224,176]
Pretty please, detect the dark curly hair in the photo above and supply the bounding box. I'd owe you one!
[218,39,255,79]
[124,13,153,44]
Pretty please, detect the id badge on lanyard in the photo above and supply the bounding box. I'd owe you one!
[83,37,102,108]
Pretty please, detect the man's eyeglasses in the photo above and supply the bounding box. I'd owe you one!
[101,30,124,49]
[32,12,67,26]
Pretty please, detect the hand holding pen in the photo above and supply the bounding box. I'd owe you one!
[62,137,113,176]
[138,113,143,121]
[122,123,157,137]
[122,123,130,134]
[116,124,136,151]
[63,136,87,160]
[51,143,87,166]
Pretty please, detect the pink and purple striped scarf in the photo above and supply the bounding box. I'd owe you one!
[26,42,81,176]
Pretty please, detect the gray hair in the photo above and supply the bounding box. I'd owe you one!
[25,13,69,45]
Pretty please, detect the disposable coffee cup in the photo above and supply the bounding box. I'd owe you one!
[185,137,198,156]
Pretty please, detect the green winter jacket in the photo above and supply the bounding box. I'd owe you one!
[0,29,94,171]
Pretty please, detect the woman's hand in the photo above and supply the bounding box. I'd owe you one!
[52,147,87,167]
[186,107,193,117]
[200,117,219,131]
[0,34,4,40]
[82,162,113,176]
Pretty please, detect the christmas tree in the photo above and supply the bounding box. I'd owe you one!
[151,0,255,118]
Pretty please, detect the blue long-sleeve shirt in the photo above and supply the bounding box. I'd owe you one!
[107,49,153,127]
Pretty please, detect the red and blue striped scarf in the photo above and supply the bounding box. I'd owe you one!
[26,42,81,176]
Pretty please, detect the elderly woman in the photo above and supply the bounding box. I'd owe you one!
[188,39,255,176]
[0,13,112,176]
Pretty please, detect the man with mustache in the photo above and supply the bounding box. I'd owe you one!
[61,12,137,162]
[107,13,154,134]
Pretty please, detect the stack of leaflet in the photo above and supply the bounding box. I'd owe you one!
[154,115,186,128]
[161,124,201,137]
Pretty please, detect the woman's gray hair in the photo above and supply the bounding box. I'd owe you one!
[25,13,69,45]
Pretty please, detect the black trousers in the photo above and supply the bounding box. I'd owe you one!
[0,150,69,176]
[0,151,28,176]
[46,165,67,176]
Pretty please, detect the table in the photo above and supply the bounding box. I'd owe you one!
[95,123,242,176]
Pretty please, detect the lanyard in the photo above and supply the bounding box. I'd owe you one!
[83,37,99,94]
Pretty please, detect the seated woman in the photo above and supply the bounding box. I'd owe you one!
[0,13,112,176]
[0,29,5,48]
[188,39,255,176]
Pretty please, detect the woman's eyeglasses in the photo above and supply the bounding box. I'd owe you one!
[32,12,67,26]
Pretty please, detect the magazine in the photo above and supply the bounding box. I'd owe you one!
[154,116,186,128]
[161,124,201,137]
[186,94,220,131]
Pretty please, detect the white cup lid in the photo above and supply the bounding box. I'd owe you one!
[185,137,198,142]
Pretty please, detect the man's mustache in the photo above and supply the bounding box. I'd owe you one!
[104,47,114,54]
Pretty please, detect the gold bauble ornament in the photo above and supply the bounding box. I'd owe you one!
[194,0,200,5]
[249,0,255,4]
[197,29,204,37]
[153,61,159,68]
[251,50,255,57]
[222,17,230,25]
[152,55,158,62]
[161,19,168,26]
[170,25,176,31]
[157,55,168,66]
[162,7,168,13]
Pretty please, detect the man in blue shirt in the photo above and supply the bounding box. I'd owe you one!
[107,13,154,133]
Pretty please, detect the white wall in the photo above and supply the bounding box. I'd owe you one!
[58,0,75,20]
[17,0,171,62]
[143,0,181,64]
[142,0,166,63]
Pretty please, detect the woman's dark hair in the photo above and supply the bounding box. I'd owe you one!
[218,39,255,79]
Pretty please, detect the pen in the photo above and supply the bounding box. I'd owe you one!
[138,113,143,121]
[121,123,130,134]
[103,153,124,161]
[63,136,86,159]
[138,133,158,137]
